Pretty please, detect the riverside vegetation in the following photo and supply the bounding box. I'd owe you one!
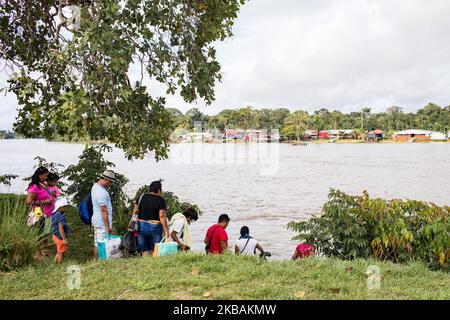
[288,190,449,271]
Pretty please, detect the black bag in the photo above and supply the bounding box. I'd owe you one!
[119,231,139,255]
[128,194,144,232]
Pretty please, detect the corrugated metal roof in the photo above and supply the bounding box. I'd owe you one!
[393,129,432,136]
[393,130,448,139]
[429,132,447,140]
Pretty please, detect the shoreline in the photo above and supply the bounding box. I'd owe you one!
[1,138,449,145]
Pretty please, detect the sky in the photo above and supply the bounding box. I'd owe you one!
[1,0,450,129]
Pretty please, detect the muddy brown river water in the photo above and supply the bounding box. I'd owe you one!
[1,140,449,259]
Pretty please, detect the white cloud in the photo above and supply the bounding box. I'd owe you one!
[1,0,450,128]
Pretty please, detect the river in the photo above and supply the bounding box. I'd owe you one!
[1,139,449,259]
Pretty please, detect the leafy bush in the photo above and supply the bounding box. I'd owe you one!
[0,194,42,271]
[132,185,203,220]
[0,174,18,187]
[63,144,129,208]
[288,189,449,270]
[111,185,205,235]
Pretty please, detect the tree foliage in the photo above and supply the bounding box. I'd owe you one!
[0,0,247,159]
[0,174,18,187]
[63,144,129,207]
[281,110,308,140]
[167,103,450,139]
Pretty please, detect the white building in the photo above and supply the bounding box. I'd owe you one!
[429,131,447,141]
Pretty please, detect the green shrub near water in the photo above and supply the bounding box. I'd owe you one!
[63,144,129,208]
[132,185,203,220]
[0,194,42,271]
[288,189,450,270]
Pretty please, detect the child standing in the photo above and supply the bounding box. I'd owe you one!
[47,172,61,200]
[51,198,70,264]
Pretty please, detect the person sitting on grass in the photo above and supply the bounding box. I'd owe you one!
[51,198,70,264]
[169,208,199,251]
[291,242,314,260]
[204,214,230,255]
[234,226,266,256]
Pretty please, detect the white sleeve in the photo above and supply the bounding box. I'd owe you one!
[172,219,184,234]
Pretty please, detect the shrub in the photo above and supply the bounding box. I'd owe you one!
[288,189,449,270]
[63,144,129,208]
[132,185,203,220]
[0,194,42,271]
[0,174,18,187]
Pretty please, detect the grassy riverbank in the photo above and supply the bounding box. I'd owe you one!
[1,253,449,300]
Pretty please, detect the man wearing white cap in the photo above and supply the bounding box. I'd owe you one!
[51,198,70,264]
[91,170,116,259]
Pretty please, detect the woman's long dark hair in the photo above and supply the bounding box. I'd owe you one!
[28,167,49,190]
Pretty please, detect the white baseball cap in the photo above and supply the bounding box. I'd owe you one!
[53,198,70,213]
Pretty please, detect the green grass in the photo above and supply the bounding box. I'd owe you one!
[1,194,449,300]
[0,254,449,300]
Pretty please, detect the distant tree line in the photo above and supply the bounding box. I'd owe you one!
[0,130,18,139]
[4,103,448,142]
[168,103,450,140]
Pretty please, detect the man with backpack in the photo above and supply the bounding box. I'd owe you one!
[204,214,230,254]
[91,170,116,259]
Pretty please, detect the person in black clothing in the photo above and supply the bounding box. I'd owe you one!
[133,180,170,255]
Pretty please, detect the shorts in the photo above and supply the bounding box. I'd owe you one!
[93,226,109,247]
[52,235,68,253]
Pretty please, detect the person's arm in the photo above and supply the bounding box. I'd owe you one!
[220,240,228,252]
[171,231,186,251]
[59,223,68,244]
[256,243,265,254]
[159,209,169,239]
[100,205,111,233]
[235,245,240,255]
[26,192,36,206]
[204,235,209,245]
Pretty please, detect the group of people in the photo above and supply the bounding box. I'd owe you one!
[26,167,313,264]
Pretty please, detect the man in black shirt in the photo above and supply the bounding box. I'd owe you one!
[134,181,170,255]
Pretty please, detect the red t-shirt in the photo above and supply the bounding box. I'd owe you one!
[206,224,228,254]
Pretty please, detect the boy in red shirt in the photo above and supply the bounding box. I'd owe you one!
[204,214,230,254]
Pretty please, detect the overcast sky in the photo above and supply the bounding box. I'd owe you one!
[1,0,450,129]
